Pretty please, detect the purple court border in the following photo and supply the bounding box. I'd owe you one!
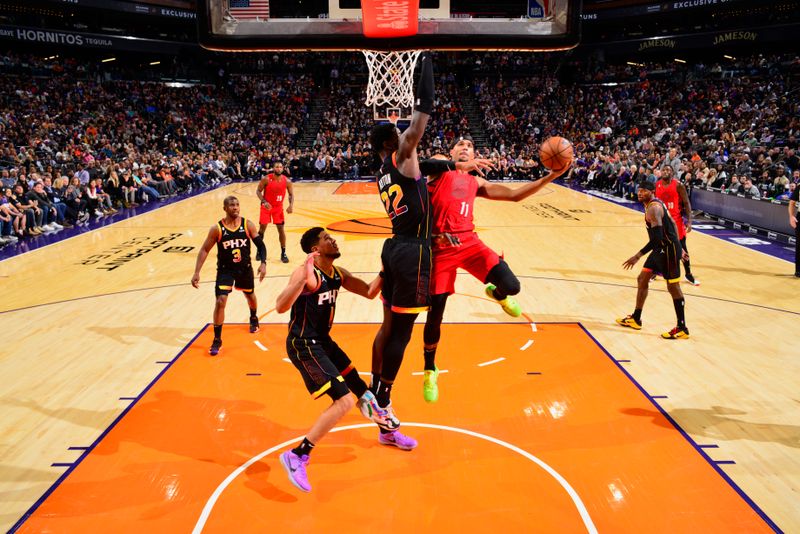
[9,321,784,533]
[577,322,782,533]
[8,324,210,533]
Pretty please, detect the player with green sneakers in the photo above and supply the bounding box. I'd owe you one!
[421,136,571,402]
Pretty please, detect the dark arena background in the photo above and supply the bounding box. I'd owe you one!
[1,0,798,532]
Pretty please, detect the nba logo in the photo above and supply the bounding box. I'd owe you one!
[528,0,547,18]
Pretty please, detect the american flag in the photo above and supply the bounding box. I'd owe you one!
[228,0,269,20]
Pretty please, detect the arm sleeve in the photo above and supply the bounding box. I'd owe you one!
[414,53,434,116]
[419,158,456,176]
[639,226,664,256]
[253,235,267,262]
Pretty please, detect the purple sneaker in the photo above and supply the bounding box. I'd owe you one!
[209,338,222,356]
[378,430,417,451]
[279,450,311,492]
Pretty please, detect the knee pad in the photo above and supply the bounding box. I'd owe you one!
[486,260,520,296]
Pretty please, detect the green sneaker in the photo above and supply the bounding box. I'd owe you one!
[485,283,522,317]
[423,367,439,403]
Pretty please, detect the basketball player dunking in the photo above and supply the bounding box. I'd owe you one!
[617,181,691,339]
[191,195,267,355]
[365,52,442,451]
[256,161,294,263]
[656,166,699,285]
[421,135,570,402]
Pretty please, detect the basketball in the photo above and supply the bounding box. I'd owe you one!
[539,136,574,171]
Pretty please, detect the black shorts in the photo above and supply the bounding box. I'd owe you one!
[380,237,431,313]
[215,267,254,296]
[286,336,351,400]
[643,241,682,283]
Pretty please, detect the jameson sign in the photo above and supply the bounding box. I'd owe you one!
[0,25,193,52]
[712,31,758,45]
[598,23,799,53]
[638,38,676,51]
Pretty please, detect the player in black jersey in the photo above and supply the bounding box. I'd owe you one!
[616,181,691,339]
[191,196,267,355]
[365,52,438,432]
[275,227,414,493]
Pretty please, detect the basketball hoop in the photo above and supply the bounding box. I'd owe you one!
[362,50,422,123]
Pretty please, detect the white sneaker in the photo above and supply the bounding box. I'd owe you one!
[42,223,55,232]
[684,274,700,286]
[94,210,104,217]
[5,235,18,243]
[357,392,401,431]
[51,222,64,230]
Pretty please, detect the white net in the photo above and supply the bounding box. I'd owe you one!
[362,50,422,120]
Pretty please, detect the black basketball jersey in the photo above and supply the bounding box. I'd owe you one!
[216,217,252,270]
[645,199,680,249]
[376,152,431,241]
[288,266,342,339]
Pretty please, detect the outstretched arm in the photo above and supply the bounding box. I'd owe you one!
[477,167,567,202]
[191,225,220,287]
[396,53,433,178]
[339,266,382,299]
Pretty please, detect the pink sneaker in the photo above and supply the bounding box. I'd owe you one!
[378,430,417,451]
[279,450,311,492]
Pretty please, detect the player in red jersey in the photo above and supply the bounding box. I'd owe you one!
[257,161,294,263]
[420,135,570,402]
[655,166,698,285]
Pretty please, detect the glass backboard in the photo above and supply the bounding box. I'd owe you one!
[198,0,582,52]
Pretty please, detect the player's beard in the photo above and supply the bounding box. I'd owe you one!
[327,251,341,259]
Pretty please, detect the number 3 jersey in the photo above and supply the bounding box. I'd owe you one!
[376,152,431,241]
[289,266,342,339]
[216,218,253,271]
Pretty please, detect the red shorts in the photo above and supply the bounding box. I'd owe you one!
[259,205,285,225]
[431,234,500,295]
[669,211,686,239]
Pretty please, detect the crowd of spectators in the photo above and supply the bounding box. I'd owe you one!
[1,49,799,246]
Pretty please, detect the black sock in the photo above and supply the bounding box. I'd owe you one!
[250,308,257,320]
[492,287,508,300]
[673,299,686,328]
[370,373,381,394]
[375,380,393,408]
[281,247,286,255]
[684,261,692,277]
[213,324,222,340]
[632,308,642,323]
[423,348,437,371]
[292,437,315,457]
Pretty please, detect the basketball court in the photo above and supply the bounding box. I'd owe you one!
[1,0,798,532]
[2,181,796,532]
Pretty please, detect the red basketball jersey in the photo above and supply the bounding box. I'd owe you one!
[264,175,287,206]
[655,179,685,238]
[428,170,478,235]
